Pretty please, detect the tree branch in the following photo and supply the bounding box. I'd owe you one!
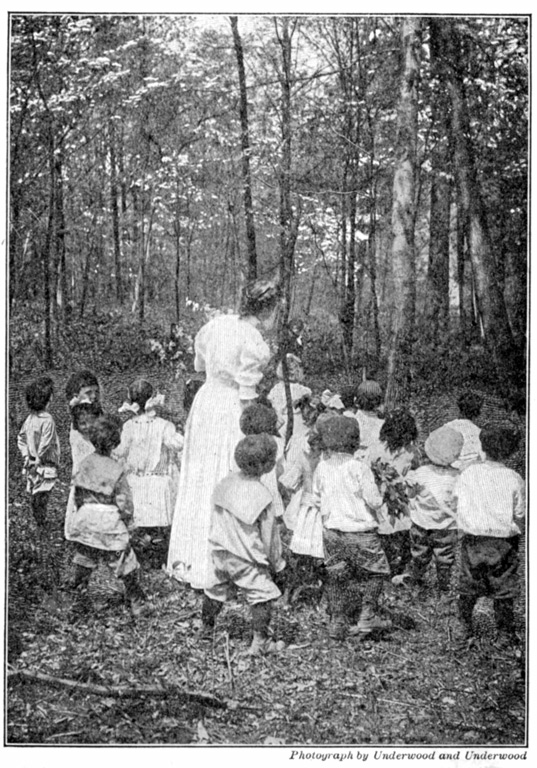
[8,667,227,709]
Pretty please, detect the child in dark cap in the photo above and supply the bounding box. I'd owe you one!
[201,434,286,655]
[312,416,390,639]
[452,424,525,647]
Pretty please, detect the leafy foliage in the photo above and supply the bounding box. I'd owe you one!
[371,460,420,524]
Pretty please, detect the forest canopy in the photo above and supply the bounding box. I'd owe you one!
[8,14,528,403]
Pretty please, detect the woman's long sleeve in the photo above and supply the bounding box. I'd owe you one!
[235,330,270,400]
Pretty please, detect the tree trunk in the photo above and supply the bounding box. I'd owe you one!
[109,118,123,304]
[385,18,421,409]
[455,180,467,340]
[275,17,299,446]
[230,16,257,281]
[42,129,55,368]
[425,20,452,344]
[174,216,181,322]
[54,152,68,323]
[440,19,524,393]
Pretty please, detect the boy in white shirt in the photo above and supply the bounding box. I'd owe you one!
[312,416,390,640]
[452,425,525,647]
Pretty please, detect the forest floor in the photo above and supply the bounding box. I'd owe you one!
[5,369,527,746]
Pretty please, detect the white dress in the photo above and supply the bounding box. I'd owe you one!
[167,314,271,589]
[65,428,95,540]
[114,413,183,527]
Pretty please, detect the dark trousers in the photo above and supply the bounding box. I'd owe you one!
[409,524,457,590]
[31,491,50,527]
[379,530,412,576]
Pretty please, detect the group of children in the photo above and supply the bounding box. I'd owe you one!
[16,358,525,654]
[18,370,183,617]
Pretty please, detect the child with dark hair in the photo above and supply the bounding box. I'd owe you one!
[366,409,419,577]
[340,385,358,417]
[201,434,286,654]
[65,369,100,408]
[312,416,390,639]
[64,401,103,541]
[443,390,484,471]
[396,426,463,596]
[17,376,60,527]
[68,415,145,617]
[240,402,285,519]
[355,380,385,460]
[452,424,525,647]
[114,379,183,569]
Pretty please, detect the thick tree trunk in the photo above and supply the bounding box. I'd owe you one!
[385,18,421,408]
[425,21,452,343]
[440,19,524,393]
[230,16,257,281]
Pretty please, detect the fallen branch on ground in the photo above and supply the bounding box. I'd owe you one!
[7,667,227,709]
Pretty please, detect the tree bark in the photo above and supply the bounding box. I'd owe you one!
[385,18,421,408]
[440,19,524,392]
[109,117,123,304]
[275,17,299,446]
[230,16,257,281]
[425,20,452,344]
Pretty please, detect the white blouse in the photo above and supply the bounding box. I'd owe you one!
[194,314,271,399]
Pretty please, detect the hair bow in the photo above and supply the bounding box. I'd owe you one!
[118,401,140,414]
[145,393,165,412]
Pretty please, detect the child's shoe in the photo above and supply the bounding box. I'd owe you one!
[349,607,392,636]
[391,573,411,587]
[123,572,146,618]
[197,622,216,642]
[493,632,520,650]
[248,632,284,655]
[328,615,348,641]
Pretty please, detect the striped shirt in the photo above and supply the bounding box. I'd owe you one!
[452,460,525,537]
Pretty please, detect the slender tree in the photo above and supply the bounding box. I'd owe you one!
[385,17,421,408]
[230,16,258,281]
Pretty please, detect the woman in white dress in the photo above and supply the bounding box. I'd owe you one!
[167,278,280,589]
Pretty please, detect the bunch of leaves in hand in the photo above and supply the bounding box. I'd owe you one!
[371,459,421,525]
